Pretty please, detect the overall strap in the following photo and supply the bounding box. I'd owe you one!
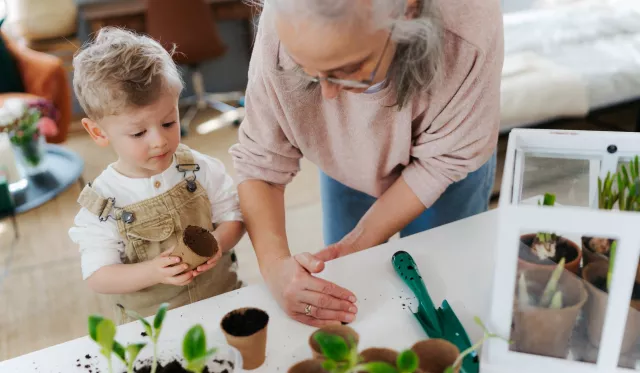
[77,184,118,221]
[175,144,199,173]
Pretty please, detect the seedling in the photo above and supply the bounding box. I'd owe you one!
[182,324,217,373]
[616,156,640,212]
[120,302,169,373]
[598,171,618,210]
[607,241,618,291]
[443,317,511,373]
[313,331,419,373]
[532,193,559,260]
[518,258,565,309]
[88,315,148,373]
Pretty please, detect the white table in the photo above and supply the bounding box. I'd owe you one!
[0,210,499,373]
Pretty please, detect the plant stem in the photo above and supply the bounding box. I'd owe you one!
[108,358,113,373]
[151,341,158,373]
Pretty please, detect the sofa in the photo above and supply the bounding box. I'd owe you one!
[0,30,71,144]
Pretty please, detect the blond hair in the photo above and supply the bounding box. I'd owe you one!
[73,27,184,120]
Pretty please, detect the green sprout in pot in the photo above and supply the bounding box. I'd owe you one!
[88,315,147,373]
[518,258,566,309]
[532,193,559,260]
[607,241,618,291]
[120,302,169,373]
[182,324,217,373]
[443,317,510,373]
[313,331,419,373]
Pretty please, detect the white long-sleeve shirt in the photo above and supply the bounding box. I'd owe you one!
[68,149,242,280]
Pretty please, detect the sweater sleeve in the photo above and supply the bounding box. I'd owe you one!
[229,12,302,186]
[402,26,504,208]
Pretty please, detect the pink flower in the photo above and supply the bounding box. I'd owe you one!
[37,117,59,137]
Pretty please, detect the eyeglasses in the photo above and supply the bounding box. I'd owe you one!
[275,27,395,89]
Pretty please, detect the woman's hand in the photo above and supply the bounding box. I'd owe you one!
[262,253,358,327]
[315,241,353,262]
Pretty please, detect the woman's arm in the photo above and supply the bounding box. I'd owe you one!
[317,177,425,260]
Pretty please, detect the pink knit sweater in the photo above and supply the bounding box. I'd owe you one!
[230,0,504,208]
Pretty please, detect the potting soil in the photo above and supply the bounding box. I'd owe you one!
[183,225,217,257]
[222,308,269,337]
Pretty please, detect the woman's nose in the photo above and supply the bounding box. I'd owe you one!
[319,80,340,100]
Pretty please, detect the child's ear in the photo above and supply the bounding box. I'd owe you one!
[82,118,109,147]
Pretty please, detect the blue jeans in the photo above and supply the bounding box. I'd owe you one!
[320,153,497,245]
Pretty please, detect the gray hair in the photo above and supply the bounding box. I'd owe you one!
[249,0,443,109]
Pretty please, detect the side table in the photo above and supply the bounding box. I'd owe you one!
[0,144,85,238]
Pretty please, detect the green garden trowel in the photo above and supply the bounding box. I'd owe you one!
[392,250,479,373]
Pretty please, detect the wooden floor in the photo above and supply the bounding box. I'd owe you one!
[0,103,637,361]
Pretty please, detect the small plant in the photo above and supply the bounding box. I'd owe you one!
[616,156,640,212]
[532,193,559,260]
[607,241,618,291]
[88,315,147,373]
[182,324,217,373]
[598,171,618,210]
[518,258,565,309]
[120,303,169,373]
[313,332,418,373]
[443,317,510,373]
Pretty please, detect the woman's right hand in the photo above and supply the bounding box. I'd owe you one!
[262,253,358,327]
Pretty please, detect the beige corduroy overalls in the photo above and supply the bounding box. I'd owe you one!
[78,145,241,324]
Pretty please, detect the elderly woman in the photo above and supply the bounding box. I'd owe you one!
[230,0,503,326]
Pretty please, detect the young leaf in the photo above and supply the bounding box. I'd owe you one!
[97,319,116,356]
[443,367,454,373]
[313,332,350,362]
[549,291,563,309]
[126,343,147,364]
[88,315,105,342]
[183,325,207,362]
[542,193,556,206]
[396,350,419,373]
[154,303,169,331]
[122,307,153,338]
[113,341,126,363]
[322,360,338,371]
[607,241,617,291]
[185,350,217,373]
[360,362,398,373]
[517,273,530,307]
[540,257,565,307]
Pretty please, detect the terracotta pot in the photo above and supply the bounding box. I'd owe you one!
[288,359,327,373]
[582,261,640,353]
[411,339,460,373]
[512,266,587,358]
[359,347,399,366]
[518,234,582,274]
[221,308,269,370]
[309,325,359,360]
[581,237,611,267]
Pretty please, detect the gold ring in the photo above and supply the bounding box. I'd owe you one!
[304,304,312,316]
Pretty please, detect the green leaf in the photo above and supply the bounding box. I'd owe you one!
[88,315,105,342]
[360,362,398,373]
[607,241,617,291]
[549,291,563,309]
[126,309,153,338]
[154,303,169,331]
[313,332,350,362]
[396,350,419,373]
[113,341,127,363]
[443,368,454,373]
[540,257,565,307]
[322,360,338,371]
[183,325,207,362]
[126,343,147,364]
[542,193,556,206]
[97,319,116,355]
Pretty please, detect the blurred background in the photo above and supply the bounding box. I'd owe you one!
[0,0,638,363]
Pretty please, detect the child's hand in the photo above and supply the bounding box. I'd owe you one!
[192,246,223,277]
[149,247,194,286]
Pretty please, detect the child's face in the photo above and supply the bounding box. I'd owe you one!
[82,91,181,178]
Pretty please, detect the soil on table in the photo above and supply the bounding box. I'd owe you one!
[222,308,269,337]
[183,225,218,257]
[520,235,578,265]
[133,360,233,373]
[592,276,640,300]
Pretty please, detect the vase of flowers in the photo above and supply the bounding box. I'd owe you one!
[0,98,59,177]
